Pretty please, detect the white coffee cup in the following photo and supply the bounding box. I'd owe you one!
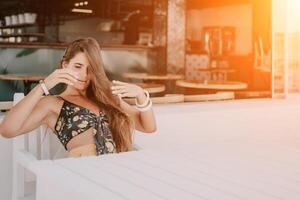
[24,13,37,24]
[11,15,18,25]
[24,13,31,23]
[31,13,37,23]
[18,14,25,24]
[16,37,22,43]
[4,16,11,26]
[29,36,38,42]
[8,37,15,43]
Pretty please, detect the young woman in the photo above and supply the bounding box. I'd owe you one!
[0,37,156,157]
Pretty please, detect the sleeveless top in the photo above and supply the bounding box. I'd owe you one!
[54,97,117,156]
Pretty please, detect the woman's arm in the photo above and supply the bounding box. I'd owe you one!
[120,96,156,133]
[111,80,157,133]
[0,85,47,138]
[0,68,79,138]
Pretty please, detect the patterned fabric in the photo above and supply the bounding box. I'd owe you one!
[54,97,117,156]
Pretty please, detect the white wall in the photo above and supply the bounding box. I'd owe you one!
[186,4,253,55]
[272,0,288,33]
[273,0,300,33]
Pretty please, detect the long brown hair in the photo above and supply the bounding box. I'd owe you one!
[61,37,134,153]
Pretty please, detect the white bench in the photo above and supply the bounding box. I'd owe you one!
[0,101,13,111]
[10,94,41,200]
[10,93,66,200]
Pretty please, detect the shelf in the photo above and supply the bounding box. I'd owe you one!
[197,68,236,73]
[0,42,157,50]
[0,23,38,29]
[0,42,66,48]
[98,30,124,33]
[98,28,152,33]
[0,33,44,38]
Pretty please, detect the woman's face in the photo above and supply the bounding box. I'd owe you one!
[63,52,91,91]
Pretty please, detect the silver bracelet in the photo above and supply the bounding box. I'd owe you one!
[136,98,152,112]
[39,80,50,96]
[135,90,150,108]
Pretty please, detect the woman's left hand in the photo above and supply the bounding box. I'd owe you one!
[111,80,144,99]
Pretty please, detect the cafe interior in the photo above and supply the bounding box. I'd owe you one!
[0,0,274,102]
[1,0,300,200]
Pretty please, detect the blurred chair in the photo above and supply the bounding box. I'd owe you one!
[10,93,144,200]
[0,101,13,111]
[11,93,65,200]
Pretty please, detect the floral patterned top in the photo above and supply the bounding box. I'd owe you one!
[54,97,117,156]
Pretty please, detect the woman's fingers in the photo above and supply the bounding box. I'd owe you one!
[57,73,78,84]
[111,84,130,95]
[112,88,127,95]
[118,92,132,98]
[111,82,143,98]
[44,68,80,89]
[111,81,144,98]
[56,68,80,79]
[111,88,134,97]
[111,85,125,90]
[112,80,128,86]
[57,77,75,86]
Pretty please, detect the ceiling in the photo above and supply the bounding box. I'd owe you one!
[187,0,252,9]
[0,0,153,19]
[0,0,253,19]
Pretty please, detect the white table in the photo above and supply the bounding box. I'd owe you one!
[12,97,300,200]
[30,139,300,200]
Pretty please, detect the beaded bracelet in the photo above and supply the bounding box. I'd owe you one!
[39,80,50,96]
[136,98,152,112]
[135,90,150,108]
[135,90,152,112]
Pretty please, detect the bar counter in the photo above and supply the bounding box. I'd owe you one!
[0,42,157,51]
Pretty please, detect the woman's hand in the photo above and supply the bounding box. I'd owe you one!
[112,80,156,133]
[111,80,145,99]
[0,69,80,138]
[43,68,80,90]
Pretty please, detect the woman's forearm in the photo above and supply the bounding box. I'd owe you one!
[0,68,78,137]
[111,81,157,133]
[0,84,44,134]
[138,109,156,133]
[136,94,157,133]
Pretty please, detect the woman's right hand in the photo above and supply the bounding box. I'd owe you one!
[43,68,79,90]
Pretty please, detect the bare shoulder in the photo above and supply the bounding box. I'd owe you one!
[38,96,63,112]
[40,96,64,130]
[37,95,61,109]
[36,95,62,117]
